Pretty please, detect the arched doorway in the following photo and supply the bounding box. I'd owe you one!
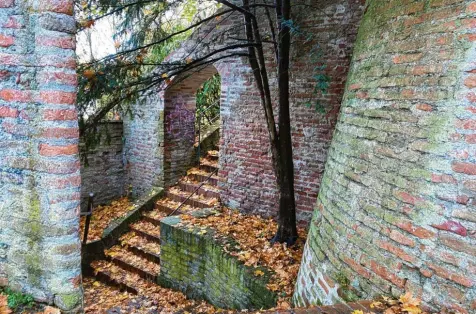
[163,65,220,186]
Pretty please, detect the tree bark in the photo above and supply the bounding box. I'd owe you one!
[271,0,298,245]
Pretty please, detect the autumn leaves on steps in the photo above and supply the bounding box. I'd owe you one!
[87,150,220,312]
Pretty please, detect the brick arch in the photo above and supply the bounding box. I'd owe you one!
[124,0,366,225]
[163,65,220,186]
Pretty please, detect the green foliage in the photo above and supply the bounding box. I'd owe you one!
[304,44,330,114]
[76,0,209,127]
[196,74,221,130]
[0,287,35,310]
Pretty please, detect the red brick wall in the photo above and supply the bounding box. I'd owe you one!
[294,0,476,312]
[219,0,365,224]
[0,0,82,310]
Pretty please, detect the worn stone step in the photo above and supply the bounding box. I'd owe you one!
[91,260,162,295]
[142,209,170,226]
[105,246,160,282]
[129,220,161,244]
[127,243,161,265]
[199,164,218,173]
[186,173,220,186]
[207,150,219,161]
[120,231,161,264]
[155,197,199,214]
[178,181,220,199]
[165,191,214,209]
[90,260,140,294]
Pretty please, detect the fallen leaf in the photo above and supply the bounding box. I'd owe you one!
[254,270,264,277]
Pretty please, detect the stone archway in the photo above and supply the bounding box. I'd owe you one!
[163,65,220,186]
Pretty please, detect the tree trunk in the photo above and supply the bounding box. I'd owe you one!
[271,0,298,245]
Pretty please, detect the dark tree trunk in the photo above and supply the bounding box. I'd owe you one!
[271,0,298,245]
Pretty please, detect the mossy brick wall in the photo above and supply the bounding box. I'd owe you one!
[294,0,476,312]
[0,0,82,311]
[125,0,365,225]
[159,216,277,310]
[80,121,125,211]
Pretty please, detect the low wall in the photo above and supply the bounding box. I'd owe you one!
[80,121,124,211]
[159,214,277,310]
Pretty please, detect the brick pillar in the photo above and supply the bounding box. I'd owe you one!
[294,0,475,312]
[0,0,82,311]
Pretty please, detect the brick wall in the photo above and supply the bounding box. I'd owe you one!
[125,0,365,225]
[80,121,124,211]
[0,0,82,311]
[219,0,365,224]
[123,93,165,196]
[294,0,476,312]
[159,214,277,310]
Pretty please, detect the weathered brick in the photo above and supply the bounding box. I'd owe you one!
[0,34,14,47]
[39,144,78,156]
[39,91,76,105]
[38,71,77,86]
[41,127,79,139]
[0,89,32,103]
[468,2,476,13]
[36,35,75,49]
[432,220,468,237]
[389,229,415,247]
[392,53,423,64]
[43,109,77,121]
[452,162,476,175]
[0,0,14,8]
[0,106,18,118]
[428,263,474,287]
[465,75,476,88]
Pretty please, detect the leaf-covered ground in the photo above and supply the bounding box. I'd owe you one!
[80,197,135,243]
[353,293,429,314]
[83,276,222,314]
[179,207,307,311]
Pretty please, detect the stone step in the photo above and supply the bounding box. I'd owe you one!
[153,203,187,216]
[178,181,220,199]
[105,246,160,282]
[127,243,161,265]
[129,220,161,244]
[199,164,218,173]
[165,191,214,209]
[187,173,220,186]
[142,209,170,226]
[120,231,161,264]
[90,260,141,294]
[207,150,219,160]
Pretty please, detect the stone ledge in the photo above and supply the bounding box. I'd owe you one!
[159,210,277,310]
[81,188,164,273]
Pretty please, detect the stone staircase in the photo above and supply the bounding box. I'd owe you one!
[89,150,220,297]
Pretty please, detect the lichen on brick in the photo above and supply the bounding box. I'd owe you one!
[159,214,277,310]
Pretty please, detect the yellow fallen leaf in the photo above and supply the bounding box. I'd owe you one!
[254,269,264,276]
